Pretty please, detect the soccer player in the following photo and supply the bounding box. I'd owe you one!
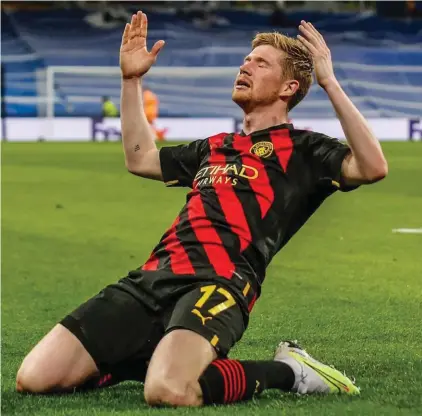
[143,86,165,141]
[101,96,119,118]
[16,12,387,406]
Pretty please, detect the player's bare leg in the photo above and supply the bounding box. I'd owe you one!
[144,329,216,406]
[144,333,359,407]
[16,324,99,393]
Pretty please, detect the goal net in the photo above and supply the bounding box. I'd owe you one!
[44,63,422,120]
[45,66,242,118]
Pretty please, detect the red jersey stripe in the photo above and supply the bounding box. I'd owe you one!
[142,254,159,271]
[232,134,274,219]
[161,216,195,275]
[270,129,293,172]
[187,194,234,279]
[208,135,252,252]
[248,293,257,312]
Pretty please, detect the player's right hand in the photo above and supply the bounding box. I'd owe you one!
[120,11,165,79]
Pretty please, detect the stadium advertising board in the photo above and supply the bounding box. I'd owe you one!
[409,119,422,141]
[236,118,414,141]
[3,117,234,141]
[0,119,4,141]
[4,118,92,142]
[2,117,420,141]
[92,117,235,141]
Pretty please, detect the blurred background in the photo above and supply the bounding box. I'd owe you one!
[1,0,421,140]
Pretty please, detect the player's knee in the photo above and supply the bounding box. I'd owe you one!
[144,379,199,407]
[16,363,51,393]
[16,356,69,394]
[15,369,27,393]
[16,367,75,394]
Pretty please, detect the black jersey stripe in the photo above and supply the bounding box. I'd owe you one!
[270,129,294,173]
[161,215,195,274]
[198,134,244,261]
[245,131,291,268]
[207,134,252,252]
[227,133,273,280]
[142,242,171,271]
[191,133,241,276]
[142,214,194,273]
[187,192,235,279]
[200,133,268,286]
[189,132,246,278]
[142,228,172,270]
[173,194,214,275]
[231,133,275,220]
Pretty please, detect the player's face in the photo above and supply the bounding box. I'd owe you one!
[232,45,286,110]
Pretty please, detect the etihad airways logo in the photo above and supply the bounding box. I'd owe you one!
[194,164,258,187]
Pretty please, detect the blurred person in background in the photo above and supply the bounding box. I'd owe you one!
[101,96,119,117]
[17,9,388,409]
[143,87,158,124]
[143,86,165,141]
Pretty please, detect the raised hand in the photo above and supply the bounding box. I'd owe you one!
[297,21,337,89]
[120,11,165,80]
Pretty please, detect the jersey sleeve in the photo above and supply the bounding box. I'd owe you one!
[307,132,357,192]
[159,139,209,188]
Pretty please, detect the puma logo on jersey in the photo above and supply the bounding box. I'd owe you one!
[191,309,213,326]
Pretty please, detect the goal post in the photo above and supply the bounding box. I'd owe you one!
[45,63,422,120]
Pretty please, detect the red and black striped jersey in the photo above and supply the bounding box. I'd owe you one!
[142,123,357,301]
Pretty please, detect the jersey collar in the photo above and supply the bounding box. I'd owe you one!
[239,123,294,136]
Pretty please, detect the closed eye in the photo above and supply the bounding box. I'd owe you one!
[243,56,271,67]
[257,58,270,68]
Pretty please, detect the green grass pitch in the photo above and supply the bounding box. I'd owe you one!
[2,141,422,415]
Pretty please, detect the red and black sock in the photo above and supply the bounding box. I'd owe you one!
[198,359,295,405]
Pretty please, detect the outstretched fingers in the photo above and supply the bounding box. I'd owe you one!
[297,34,317,54]
[298,20,330,55]
[140,12,148,39]
[298,21,326,49]
[299,22,318,44]
[133,11,141,38]
[128,14,135,41]
[150,40,165,58]
[308,22,326,45]
[121,10,164,59]
[121,23,130,46]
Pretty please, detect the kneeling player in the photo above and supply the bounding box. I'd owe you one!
[16,12,387,406]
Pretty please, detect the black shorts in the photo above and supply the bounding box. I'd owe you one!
[60,270,252,373]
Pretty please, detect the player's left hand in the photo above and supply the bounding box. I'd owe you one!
[297,21,337,89]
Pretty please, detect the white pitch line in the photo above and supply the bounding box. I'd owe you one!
[392,228,422,234]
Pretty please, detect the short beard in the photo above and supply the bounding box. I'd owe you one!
[232,89,279,113]
[232,92,252,112]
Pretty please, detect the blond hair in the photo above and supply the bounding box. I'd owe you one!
[252,32,313,111]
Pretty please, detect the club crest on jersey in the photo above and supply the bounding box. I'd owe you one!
[250,141,273,158]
